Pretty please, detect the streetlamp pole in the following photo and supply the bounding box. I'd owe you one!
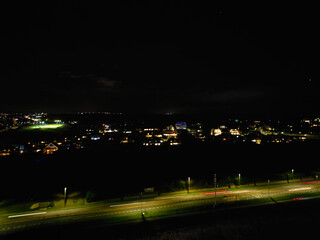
[188,177,191,194]
[239,173,241,187]
[292,169,294,182]
[214,173,217,208]
[140,192,144,217]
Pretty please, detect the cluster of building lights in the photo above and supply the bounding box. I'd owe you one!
[2,114,320,156]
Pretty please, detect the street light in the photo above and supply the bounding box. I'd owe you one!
[239,173,241,187]
[188,177,191,194]
[64,187,67,207]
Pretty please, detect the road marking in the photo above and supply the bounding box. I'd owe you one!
[8,212,47,219]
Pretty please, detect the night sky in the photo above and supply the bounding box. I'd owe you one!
[1,2,318,117]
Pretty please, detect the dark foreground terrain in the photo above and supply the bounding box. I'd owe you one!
[1,141,318,201]
[2,197,320,239]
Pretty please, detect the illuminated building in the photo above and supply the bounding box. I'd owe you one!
[187,123,205,140]
[163,126,178,138]
[211,128,222,136]
[229,129,240,135]
[251,139,261,144]
[142,139,163,146]
[175,122,187,130]
[0,149,10,156]
[169,139,181,146]
[163,131,177,138]
[43,143,58,154]
[145,133,153,138]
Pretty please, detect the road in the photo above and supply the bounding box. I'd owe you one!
[1,180,319,236]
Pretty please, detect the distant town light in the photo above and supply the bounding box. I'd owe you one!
[91,136,100,141]
[213,129,222,136]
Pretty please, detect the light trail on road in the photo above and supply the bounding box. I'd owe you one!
[8,212,47,219]
[289,187,312,192]
[109,202,147,207]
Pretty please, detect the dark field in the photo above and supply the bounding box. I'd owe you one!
[0,141,318,201]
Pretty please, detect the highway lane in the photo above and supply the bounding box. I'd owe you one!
[0,192,221,233]
[1,180,319,235]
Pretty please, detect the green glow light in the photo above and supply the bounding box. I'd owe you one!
[28,124,65,130]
